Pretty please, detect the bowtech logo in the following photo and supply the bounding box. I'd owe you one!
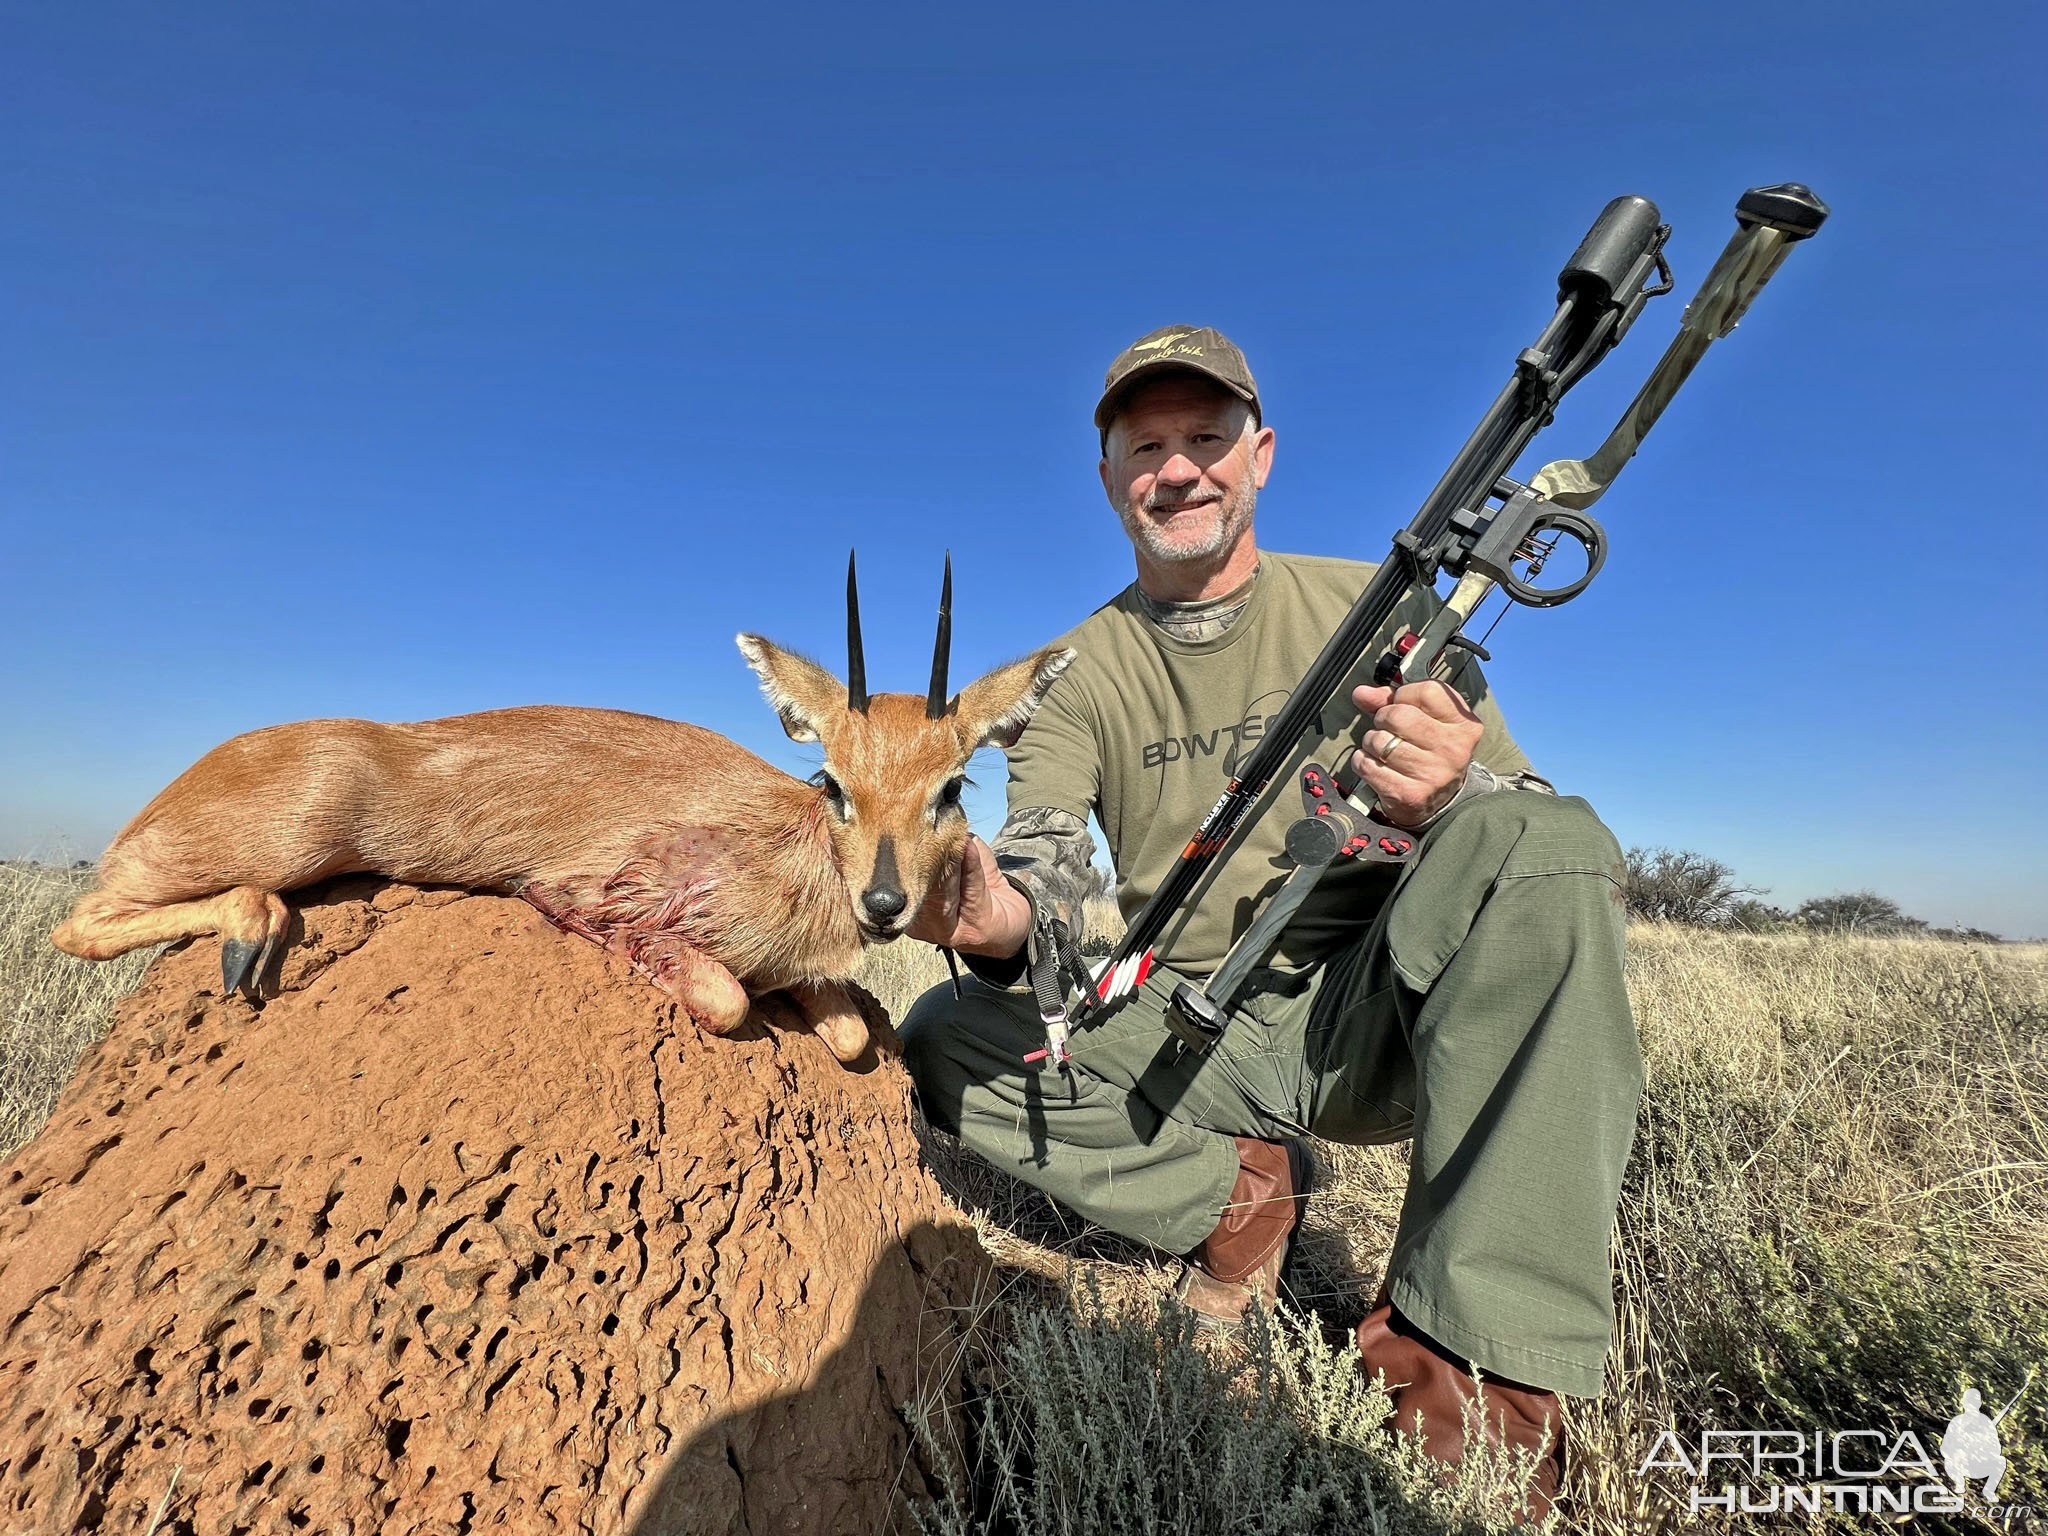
[1640,1375,2036,1522]
[1141,713,1277,772]
[1140,694,1291,781]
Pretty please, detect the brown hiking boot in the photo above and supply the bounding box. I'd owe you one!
[1356,1289,1564,1523]
[1174,1137,1311,1327]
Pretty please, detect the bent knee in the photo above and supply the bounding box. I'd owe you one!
[898,978,1046,1132]
[1444,788,1622,877]
[903,983,986,1133]
[898,981,969,1099]
[898,979,964,1051]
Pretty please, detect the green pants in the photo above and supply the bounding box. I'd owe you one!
[900,790,1644,1397]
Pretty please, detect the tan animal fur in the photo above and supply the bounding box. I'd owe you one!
[52,619,1072,1065]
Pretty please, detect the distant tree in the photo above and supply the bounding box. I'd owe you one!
[1722,898,1794,934]
[1080,862,1114,902]
[1928,923,2004,944]
[1621,846,1760,926]
[1794,890,1927,935]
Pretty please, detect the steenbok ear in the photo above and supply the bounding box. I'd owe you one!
[952,646,1076,749]
[736,635,848,744]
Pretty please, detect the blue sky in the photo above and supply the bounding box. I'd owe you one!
[5,3,2044,936]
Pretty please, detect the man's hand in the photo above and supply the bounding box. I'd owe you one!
[910,834,1034,959]
[1349,679,1483,829]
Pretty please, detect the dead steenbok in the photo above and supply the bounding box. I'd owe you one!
[51,557,1072,1064]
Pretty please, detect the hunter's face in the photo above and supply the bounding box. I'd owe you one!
[1101,375,1273,567]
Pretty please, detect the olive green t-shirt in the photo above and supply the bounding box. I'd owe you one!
[1007,550,1535,974]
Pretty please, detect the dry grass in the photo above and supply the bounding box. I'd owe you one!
[1578,926,2048,1533]
[5,869,2043,1531]
[0,862,157,1157]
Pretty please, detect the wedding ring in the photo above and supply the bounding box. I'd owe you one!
[1377,732,1402,763]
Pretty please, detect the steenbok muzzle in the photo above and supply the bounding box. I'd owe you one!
[51,556,1073,1065]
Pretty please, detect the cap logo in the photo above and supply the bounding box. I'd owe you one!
[1096,326,1256,434]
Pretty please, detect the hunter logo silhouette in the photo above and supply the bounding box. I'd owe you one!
[1132,330,1197,352]
[1943,1373,2032,1506]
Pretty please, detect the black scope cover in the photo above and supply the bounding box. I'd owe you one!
[1557,195,1663,305]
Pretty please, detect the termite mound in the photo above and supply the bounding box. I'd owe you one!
[0,877,987,1535]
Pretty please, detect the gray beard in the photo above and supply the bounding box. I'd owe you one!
[1118,481,1257,567]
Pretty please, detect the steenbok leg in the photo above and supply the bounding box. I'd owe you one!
[620,934,752,1036]
[52,885,291,996]
[788,980,883,1065]
[516,886,753,1035]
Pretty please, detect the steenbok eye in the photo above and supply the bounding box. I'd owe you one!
[810,770,849,818]
[938,777,965,808]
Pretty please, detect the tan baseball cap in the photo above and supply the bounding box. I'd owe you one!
[1094,324,1261,442]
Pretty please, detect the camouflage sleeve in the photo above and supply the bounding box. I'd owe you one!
[958,806,1101,988]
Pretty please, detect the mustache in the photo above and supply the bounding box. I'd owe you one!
[1142,491,1223,514]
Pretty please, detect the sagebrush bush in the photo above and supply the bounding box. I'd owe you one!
[911,1289,1554,1536]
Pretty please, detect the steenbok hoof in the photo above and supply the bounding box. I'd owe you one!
[221,938,266,998]
[218,887,290,998]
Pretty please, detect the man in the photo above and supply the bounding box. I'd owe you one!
[900,324,1645,1517]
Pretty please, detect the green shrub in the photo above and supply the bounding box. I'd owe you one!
[912,1288,1554,1536]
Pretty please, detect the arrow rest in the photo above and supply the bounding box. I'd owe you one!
[1442,481,1608,609]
